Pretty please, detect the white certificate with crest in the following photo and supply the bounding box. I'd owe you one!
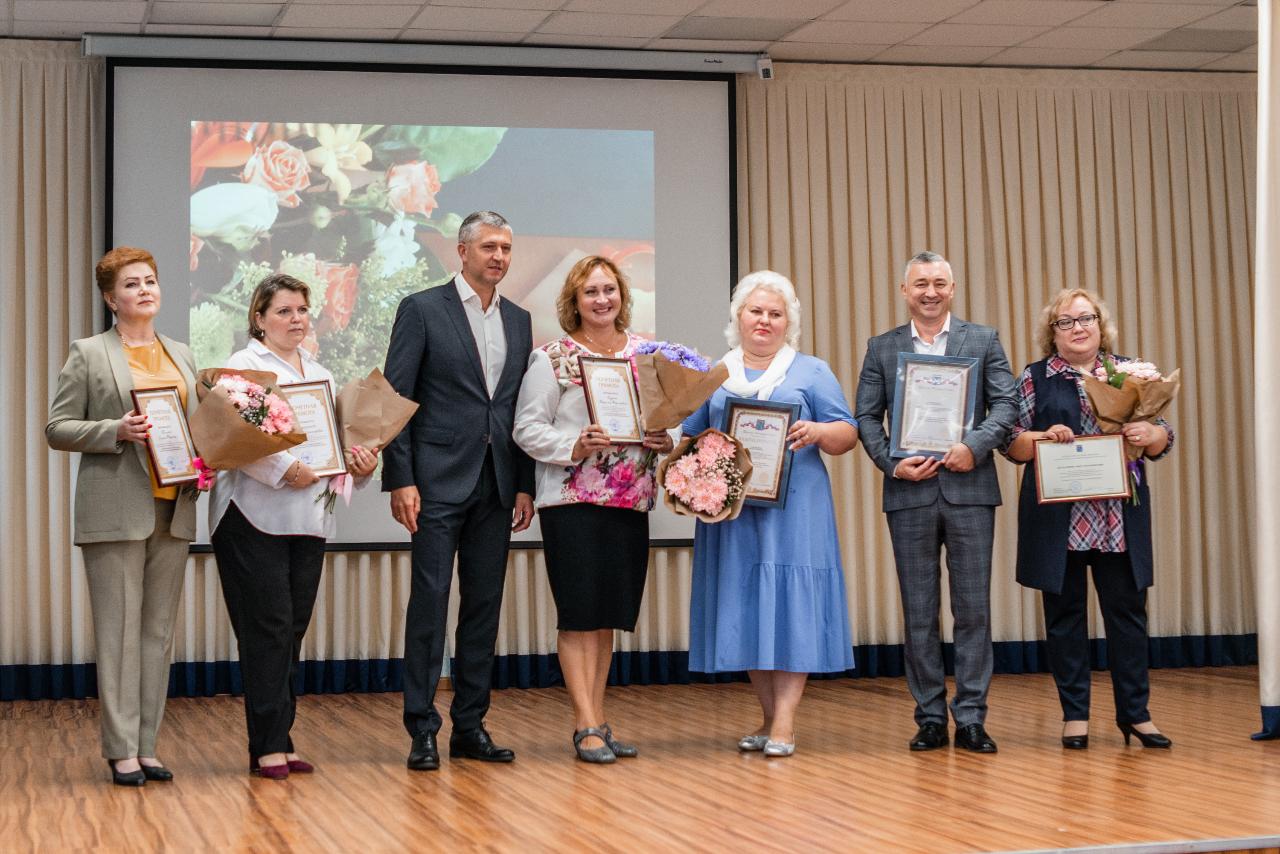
[579,356,644,444]
[1035,434,1131,503]
[131,387,199,486]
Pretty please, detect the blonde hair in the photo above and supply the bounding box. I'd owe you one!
[555,256,632,334]
[1036,288,1118,358]
[724,270,802,349]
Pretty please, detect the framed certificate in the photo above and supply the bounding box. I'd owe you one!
[130,387,199,486]
[1034,434,1131,504]
[723,397,800,509]
[889,353,980,459]
[579,356,644,444]
[278,381,347,477]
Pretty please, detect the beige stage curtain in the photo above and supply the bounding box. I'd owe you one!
[0,41,103,672]
[1254,4,1280,735]
[737,63,1256,647]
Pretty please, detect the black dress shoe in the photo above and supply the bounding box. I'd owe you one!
[909,721,949,751]
[109,761,145,787]
[139,763,174,782]
[407,732,440,771]
[449,726,515,763]
[1118,721,1172,748]
[955,723,998,753]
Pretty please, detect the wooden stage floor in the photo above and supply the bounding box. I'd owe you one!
[3,666,1279,852]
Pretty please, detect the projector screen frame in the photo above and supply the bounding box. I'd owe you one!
[105,56,739,551]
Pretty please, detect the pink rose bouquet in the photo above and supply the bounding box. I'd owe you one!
[657,427,752,523]
[190,368,307,469]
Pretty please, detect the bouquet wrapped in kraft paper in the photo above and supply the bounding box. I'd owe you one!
[190,368,307,469]
[334,367,419,452]
[633,341,729,432]
[657,427,752,523]
[1080,357,1182,465]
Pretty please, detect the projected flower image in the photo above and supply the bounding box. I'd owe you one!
[189,121,656,387]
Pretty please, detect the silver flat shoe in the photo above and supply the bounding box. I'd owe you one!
[737,734,769,752]
[601,722,637,758]
[573,727,616,764]
[764,739,796,757]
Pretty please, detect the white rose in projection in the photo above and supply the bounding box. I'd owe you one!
[191,183,279,251]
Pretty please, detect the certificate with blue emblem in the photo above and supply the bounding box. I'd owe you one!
[723,397,800,509]
[1034,434,1131,504]
[889,353,979,459]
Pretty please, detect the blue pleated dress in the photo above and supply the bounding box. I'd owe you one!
[682,353,856,674]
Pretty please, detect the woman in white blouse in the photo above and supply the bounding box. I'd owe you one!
[209,273,378,779]
[514,256,672,764]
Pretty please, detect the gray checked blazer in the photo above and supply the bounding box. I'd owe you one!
[854,317,1017,513]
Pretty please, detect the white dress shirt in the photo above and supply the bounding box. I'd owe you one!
[209,339,364,539]
[455,273,507,397]
[910,313,952,356]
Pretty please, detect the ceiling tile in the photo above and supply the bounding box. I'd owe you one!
[695,0,846,19]
[272,26,405,39]
[520,32,654,48]
[279,4,419,28]
[1022,26,1165,50]
[823,0,979,23]
[949,0,1104,26]
[409,6,549,32]
[646,37,772,51]
[767,42,888,61]
[536,11,681,37]
[149,2,281,26]
[562,0,704,11]
[906,23,1050,46]
[1187,5,1257,30]
[1136,28,1256,52]
[400,29,528,43]
[783,20,928,43]
[871,44,1003,63]
[665,17,805,40]
[1065,3,1224,28]
[144,23,274,35]
[15,1,146,23]
[430,0,562,7]
[13,19,141,35]
[1092,49,1228,68]
[1198,52,1257,71]
[984,46,1116,66]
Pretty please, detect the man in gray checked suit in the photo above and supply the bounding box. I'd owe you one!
[855,251,1017,754]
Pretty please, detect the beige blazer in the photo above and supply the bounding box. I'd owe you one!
[46,330,199,544]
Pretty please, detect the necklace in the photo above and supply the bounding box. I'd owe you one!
[578,327,627,354]
[115,326,157,347]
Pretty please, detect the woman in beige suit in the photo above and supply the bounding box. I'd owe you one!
[46,247,199,786]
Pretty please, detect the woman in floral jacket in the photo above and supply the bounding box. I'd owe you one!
[514,255,673,764]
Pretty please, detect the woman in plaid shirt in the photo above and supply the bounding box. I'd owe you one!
[1004,289,1174,751]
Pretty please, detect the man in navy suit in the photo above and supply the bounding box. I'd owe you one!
[855,251,1017,754]
[383,211,535,771]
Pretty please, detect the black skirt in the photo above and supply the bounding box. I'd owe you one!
[539,503,650,632]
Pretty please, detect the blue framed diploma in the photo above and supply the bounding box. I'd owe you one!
[723,396,800,509]
[889,353,979,459]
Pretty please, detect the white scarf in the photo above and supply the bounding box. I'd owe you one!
[721,345,796,401]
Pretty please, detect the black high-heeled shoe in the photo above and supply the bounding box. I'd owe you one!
[1118,721,1172,748]
[109,761,145,787]
[1061,734,1089,750]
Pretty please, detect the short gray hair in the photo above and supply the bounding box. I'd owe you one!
[458,210,512,245]
[724,270,802,350]
[903,250,953,283]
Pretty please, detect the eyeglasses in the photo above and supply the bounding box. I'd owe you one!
[1050,313,1098,332]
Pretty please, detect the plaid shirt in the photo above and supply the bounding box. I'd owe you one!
[1006,354,1174,553]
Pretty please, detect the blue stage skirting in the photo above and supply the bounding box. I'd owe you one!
[0,634,1260,701]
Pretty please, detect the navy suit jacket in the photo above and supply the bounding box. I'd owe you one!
[381,279,534,507]
[854,317,1017,513]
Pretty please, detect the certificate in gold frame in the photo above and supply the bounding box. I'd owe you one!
[579,356,644,445]
[130,386,199,486]
[278,380,348,478]
[1034,434,1131,504]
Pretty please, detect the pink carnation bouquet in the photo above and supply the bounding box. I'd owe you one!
[656,427,752,523]
[190,368,307,469]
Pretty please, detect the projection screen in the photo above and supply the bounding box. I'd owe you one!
[110,61,735,546]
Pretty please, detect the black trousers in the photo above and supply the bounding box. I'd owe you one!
[403,452,512,737]
[212,502,325,758]
[1041,549,1151,724]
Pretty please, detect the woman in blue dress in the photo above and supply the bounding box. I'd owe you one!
[682,270,858,757]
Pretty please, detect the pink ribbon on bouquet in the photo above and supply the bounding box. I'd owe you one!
[329,473,354,506]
